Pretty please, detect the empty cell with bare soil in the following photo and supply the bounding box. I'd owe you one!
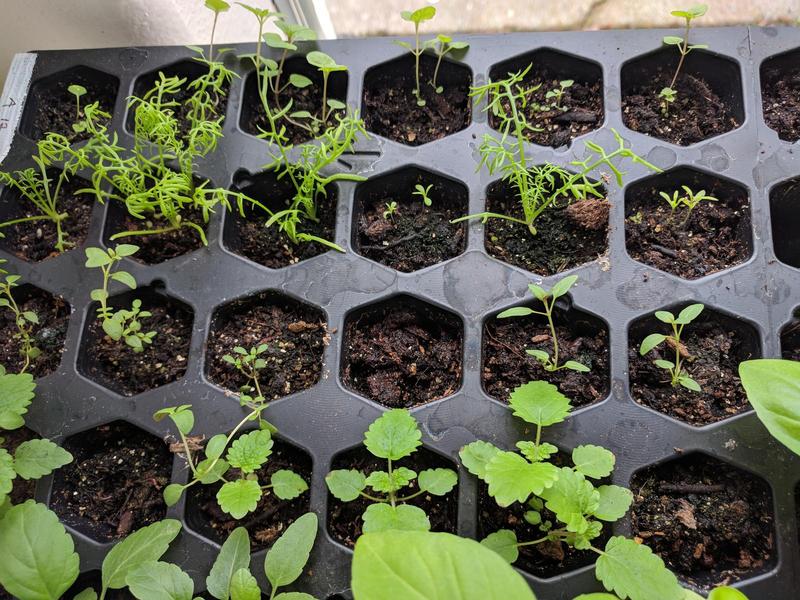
[761,49,800,142]
[79,287,193,396]
[185,438,312,550]
[362,53,471,145]
[206,292,327,399]
[630,454,775,589]
[49,421,172,543]
[625,168,752,279]
[628,306,759,426]
[224,170,338,269]
[327,446,458,548]
[342,297,463,407]
[354,167,467,272]
[769,177,800,269]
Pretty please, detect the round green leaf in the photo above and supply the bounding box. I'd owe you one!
[217,479,262,519]
[326,469,367,501]
[596,536,683,600]
[509,381,571,427]
[640,333,666,355]
[594,485,634,522]
[572,445,615,479]
[271,469,308,500]
[362,503,431,533]
[459,440,500,479]
[480,529,519,564]
[363,409,422,461]
[417,468,458,496]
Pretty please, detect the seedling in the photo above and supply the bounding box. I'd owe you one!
[0,261,40,374]
[397,6,438,106]
[498,275,589,373]
[383,201,399,220]
[413,183,433,207]
[85,245,157,353]
[303,51,348,126]
[326,409,458,533]
[432,34,469,93]
[222,344,269,406]
[659,185,717,226]
[660,4,709,114]
[639,303,704,391]
[460,382,683,600]
[67,84,87,123]
[204,0,231,61]
[545,79,574,111]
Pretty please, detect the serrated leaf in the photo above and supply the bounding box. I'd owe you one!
[217,479,262,519]
[509,381,571,427]
[13,439,72,480]
[230,568,260,600]
[517,441,558,463]
[111,271,137,289]
[676,303,704,325]
[595,536,683,600]
[226,430,273,473]
[459,440,500,479]
[0,450,14,504]
[481,529,519,563]
[497,306,535,318]
[363,409,421,461]
[264,512,318,589]
[572,445,615,479]
[0,501,80,600]
[326,469,367,501]
[417,468,457,496]
[102,519,182,589]
[550,275,578,299]
[126,561,194,600]
[640,334,666,355]
[365,467,416,493]
[0,372,35,430]
[594,485,633,522]
[206,527,250,600]
[271,469,308,500]
[539,467,598,534]
[362,503,430,533]
[484,451,559,507]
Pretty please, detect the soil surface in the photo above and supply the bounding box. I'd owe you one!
[82,297,192,396]
[327,447,458,548]
[28,76,116,142]
[206,293,327,399]
[630,454,775,589]
[622,68,739,145]
[483,308,609,408]
[761,64,800,142]
[625,182,751,279]
[343,303,462,407]
[363,54,470,145]
[485,181,609,275]
[186,438,311,550]
[781,320,800,361]
[629,315,758,426]
[0,176,94,262]
[0,287,69,378]
[489,67,603,148]
[50,421,172,542]
[355,178,466,272]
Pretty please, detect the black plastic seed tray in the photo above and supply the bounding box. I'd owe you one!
[1,24,799,600]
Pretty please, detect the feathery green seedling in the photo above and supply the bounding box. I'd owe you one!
[397,6,438,106]
[498,275,589,373]
[383,201,399,220]
[326,409,458,533]
[545,79,574,111]
[659,4,709,115]
[412,183,433,207]
[640,303,704,391]
[659,185,717,226]
[0,261,40,374]
[431,34,469,93]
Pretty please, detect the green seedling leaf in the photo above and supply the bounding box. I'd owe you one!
[365,467,416,493]
[564,360,590,372]
[326,469,367,501]
[497,306,535,318]
[675,303,704,325]
[550,274,578,298]
[417,468,458,495]
[164,483,184,507]
[111,271,137,289]
[539,467,598,534]
[13,439,72,479]
[362,503,431,533]
[509,381,571,427]
[206,527,251,600]
[289,73,312,88]
[306,51,346,71]
[0,450,14,504]
[572,445,615,479]
[654,311,675,324]
[102,519,182,590]
[114,244,140,257]
[517,441,558,463]
[594,485,634,522]
[708,587,749,600]
[85,247,113,268]
[678,376,701,392]
[230,568,260,600]
[68,84,87,98]
[205,0,231,13]
[264,512,318,589]
[654,359,676,370]
[217,479,262,519]
[73,589,98,600]
[271,469,308,500]
[262,33,296,51]
[663,35,685,45]
[126,561,194,600]
[459,440,501,478]
[226,430,273,473]
[363,408,422,460]
[481,529,519,564]
[595,536,683,600]
[326,98,346,110]
[206,434,228,461]
[640,334,666,355]
[197,458,229,484]
[400,6,436,24]
[273,593,315,600]
[484,451,559,507]
[0,371,35,430]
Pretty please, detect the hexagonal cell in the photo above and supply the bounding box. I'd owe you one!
[769,176,800,269]
[782,310,800,361]
[630,453,775,589]
[342,295,463,407]
[50,421,172,543]
[240,55,348,145]
[78,285,193,396]
[185,434,312,550]
[20,65,118,142]
[488,48,604,148]
[327,444,458,547]
[352,166,468,272]
[625,166,752,279]
[621,47,744,145]
[0,283,70,378]
[362,53,471,145]
[628,303,760,426]
[484,174,609,275]
[761,48,800,142]
[0,171,94,262]
[127,59,230,136]
[224,170,337,269]
[483,300,610,408]
[205,291,326,399]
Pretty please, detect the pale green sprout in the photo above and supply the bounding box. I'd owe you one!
[659,4,709,114]
[412,183,433,207]
[545,79,574,111]
[659,185,717,225]
[432,34,469,93]
[397,6,438,106]
[383,201,399,220]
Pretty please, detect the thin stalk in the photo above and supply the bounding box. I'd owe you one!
[668,18,691,90]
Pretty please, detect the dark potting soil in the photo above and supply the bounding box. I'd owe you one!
[625,184,751,279]
[363,54,470,146]
[61,572,135,600]
[355,186,466,273]
[483,309,610,408]
[29,78,116,142]
[489,67,603,148]
[186,438,312,550]
[3,427,37,505]
[485,184,609,275]
[82,300,192,396]
[630,454,775,589]
[0,176,94,262]
[206,294,327,399]
[781,320,800,361]
[629,316,758,426]
[0,287,69,378]
[342,303,462,408]
[761,64,800,142]
[622,69,739,145]
[327,446,458,548]
[50,421,172,543]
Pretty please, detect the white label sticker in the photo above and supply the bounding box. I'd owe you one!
[0,52,37,164]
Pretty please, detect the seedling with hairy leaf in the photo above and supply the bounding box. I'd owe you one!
[431,34,469,93]
[545,79,574,111]
[0,260,40,374]
[459,381,683,600]
[659,185,717,226]
[412,183,433,207]
[383,201,399,220]
[659,4,709,115]
[85,245,157,353]
[498,275,589,374]
[154,404,306,520]
[397,6,438,106]
[222,344,270,406]
[639,303,704,391]
[326,409,458,534]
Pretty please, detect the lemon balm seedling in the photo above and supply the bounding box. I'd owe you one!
[0,260,40,374]
[659,4,709,115]
[640,303,704,391]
